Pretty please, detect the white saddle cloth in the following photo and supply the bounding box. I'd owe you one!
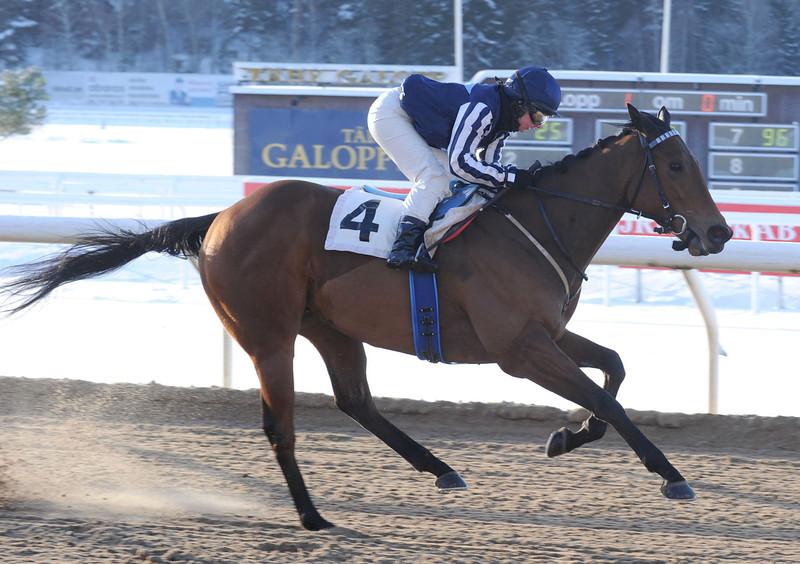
[324,186,488,259]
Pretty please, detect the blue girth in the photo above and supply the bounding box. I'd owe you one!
[408,270,446,363]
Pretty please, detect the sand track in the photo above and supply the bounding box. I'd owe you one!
[1,376,798,563]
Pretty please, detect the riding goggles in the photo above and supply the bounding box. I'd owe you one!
[528,107,550,126]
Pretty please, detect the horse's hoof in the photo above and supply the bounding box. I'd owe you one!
[435,470,467,492]
[545,428,569,458]
[300,512,335,531]
[661,480,697,500]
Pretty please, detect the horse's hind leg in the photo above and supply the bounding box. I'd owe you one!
[300,315,467,491]
[253,348,334,531]
[546,329,626,457]
[202,278,330,529]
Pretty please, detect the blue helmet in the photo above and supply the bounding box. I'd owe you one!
[503,66,562,117]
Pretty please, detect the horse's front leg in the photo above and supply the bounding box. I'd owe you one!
[546,329,625,457]
[498,322,695,500]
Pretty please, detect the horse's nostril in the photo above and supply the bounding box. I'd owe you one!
[707,224,732,244]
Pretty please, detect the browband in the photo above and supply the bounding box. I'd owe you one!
[647,129,680,149]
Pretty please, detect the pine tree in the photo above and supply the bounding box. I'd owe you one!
[770,0,800,75]
[0,0,798,76]
[0,67,48,141]
[0,0,39,69]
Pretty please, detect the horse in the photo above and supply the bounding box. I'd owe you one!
[1,105,732,531]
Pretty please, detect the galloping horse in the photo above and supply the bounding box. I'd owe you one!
[2,105,732,530]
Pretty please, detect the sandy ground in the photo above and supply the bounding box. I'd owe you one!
[1,376,799,563]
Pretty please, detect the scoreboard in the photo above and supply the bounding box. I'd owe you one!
[709,123,798,150]
[500,118,573,168]
[478,70,800,192]
[232,67,800,193]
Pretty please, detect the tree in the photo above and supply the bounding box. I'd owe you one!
[463,0,514,78]
[0,0,39,68]
[0,67,48,141]
[769,0,800,75]
[1,0,799,76]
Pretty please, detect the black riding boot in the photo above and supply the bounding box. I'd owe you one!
[386,216,439,273]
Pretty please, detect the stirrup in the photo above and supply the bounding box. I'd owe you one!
[412,245,439,273]
[386,251,415,270]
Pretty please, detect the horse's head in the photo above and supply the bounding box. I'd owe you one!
[627,104,732,256]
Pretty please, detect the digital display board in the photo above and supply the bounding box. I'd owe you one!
[708,152,799,181]
[508,118,573,145]
[559,88,767,116]
[595,119,686,140]
[501,146,572,168]
[709,181,797,192]
[234,71,800,192]
[710,123,799,151]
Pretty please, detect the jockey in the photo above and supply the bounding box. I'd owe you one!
[368,66,562,273]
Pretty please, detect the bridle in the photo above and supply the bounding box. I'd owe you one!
[492,126,689,310]
[630,129,687,237]
[525,127,687,238]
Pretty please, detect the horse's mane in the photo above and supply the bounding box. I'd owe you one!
[531,111,669,181]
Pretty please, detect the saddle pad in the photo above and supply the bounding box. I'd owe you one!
[325,185,491,259]
[324,186,402,259]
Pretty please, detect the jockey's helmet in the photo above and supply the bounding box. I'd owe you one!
[503,66,562,122]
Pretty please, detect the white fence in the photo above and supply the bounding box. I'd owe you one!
[1,171,799,413]
[595,234,800,273]
[0,171,241,216]
[2,214,797,271]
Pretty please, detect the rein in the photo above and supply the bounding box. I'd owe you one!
[496,127,683,310]
[527,129,684,233]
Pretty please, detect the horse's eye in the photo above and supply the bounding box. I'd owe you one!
[670,162,683,172]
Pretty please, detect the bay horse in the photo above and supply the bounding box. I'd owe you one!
[1,105,732,530]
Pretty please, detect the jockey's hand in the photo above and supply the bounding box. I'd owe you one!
[509,167,534,189]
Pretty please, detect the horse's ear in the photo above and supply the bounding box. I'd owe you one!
[657,106,672,127]
[627,104,642,128]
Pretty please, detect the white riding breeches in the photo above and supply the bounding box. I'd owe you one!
[368,87,454,223]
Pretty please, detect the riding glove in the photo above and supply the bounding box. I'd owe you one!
[509,167,534,189]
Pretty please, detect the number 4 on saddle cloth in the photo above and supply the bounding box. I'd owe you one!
[324,182,498,363]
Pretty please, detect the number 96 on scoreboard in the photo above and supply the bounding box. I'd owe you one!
[710,123,799,151]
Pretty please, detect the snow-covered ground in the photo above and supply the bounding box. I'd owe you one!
[1,114,798,417]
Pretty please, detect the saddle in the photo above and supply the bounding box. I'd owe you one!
[325,181,503,260]
[364,181,494,250]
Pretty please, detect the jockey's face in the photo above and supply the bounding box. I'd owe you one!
[518,112,543,132]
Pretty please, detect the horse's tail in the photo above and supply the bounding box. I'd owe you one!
[1,212,219,315]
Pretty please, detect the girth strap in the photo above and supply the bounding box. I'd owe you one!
[408,270,447,363]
